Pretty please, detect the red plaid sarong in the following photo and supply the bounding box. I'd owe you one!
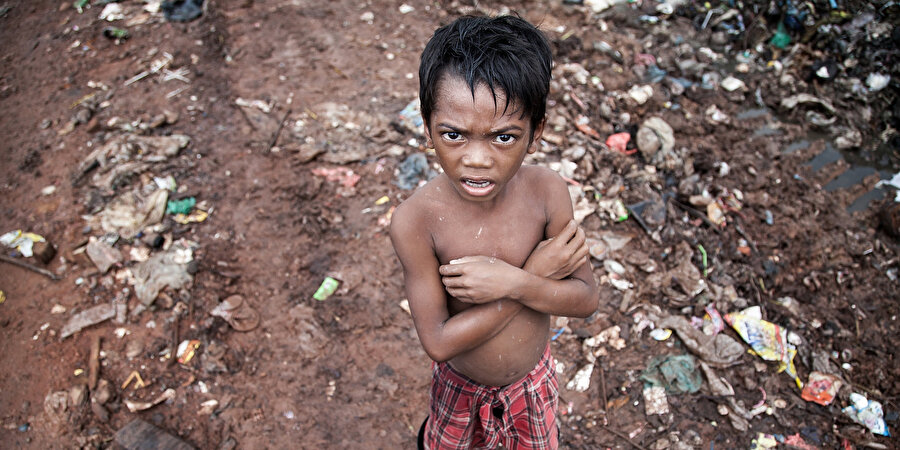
[425,345,559,449]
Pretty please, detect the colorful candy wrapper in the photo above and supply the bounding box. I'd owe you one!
[801,371,842,406]
[0,230,46,258]
[724,306,803,388]
[843,393,890,436]
[176,339,201,364]
[749,433,778,449]
[703,304,725,336]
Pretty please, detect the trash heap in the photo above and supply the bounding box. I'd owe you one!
[2,0,897,447]
[359,1,899,447]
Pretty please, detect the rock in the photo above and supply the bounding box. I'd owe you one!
[69,384,87,407]
[835,128,862,149]
[628,85,654,105]
[94,379,112,405]
[720,76,745,92]
[43,391,70,430]
[637,117,675,161]
[115,418,194,450]
[91,400,110,423]
[86,236,123,273]
[636,126,661,158]
[61,304,117,339]
[125,340,143,359]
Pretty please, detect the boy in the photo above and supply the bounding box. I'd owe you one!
[390,15,599,449]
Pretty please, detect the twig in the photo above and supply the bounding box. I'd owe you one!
[734,218,759,254]
[599,360,611,427]
[0,254,60,280]
[268,108,292,152]
[603,426,649,450]
[88,335,101,390]
[671,200,722,234]
[168,313,179,367]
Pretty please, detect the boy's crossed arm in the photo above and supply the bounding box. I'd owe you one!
[391,210,526,363]
[439,174,598,318]
[391,190,595,362]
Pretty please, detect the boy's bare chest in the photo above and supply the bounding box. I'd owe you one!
[430,206,546,268]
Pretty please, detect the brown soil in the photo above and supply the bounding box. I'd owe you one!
[0,1,897,448]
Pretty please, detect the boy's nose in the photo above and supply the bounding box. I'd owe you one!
[462,143,492,168]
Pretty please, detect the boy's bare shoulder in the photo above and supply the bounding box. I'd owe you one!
[390,175,447,233]
[519,164,562,180]
[518,165,567,195]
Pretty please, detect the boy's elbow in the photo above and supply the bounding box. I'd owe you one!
[422,343,452,363]
[419,334,454,362]
[573,287,600,318]
[578,296,600,318]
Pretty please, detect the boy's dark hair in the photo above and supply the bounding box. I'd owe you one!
[419,15,553,133]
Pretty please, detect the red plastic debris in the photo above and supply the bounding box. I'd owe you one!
[605,132,635,155]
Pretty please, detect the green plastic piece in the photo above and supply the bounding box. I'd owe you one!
[313,277,340,301]
[640,354,702,395]
[770,22,791,49]
[166,197,196,215]
[697,244,709,277]
[105,27,129,39]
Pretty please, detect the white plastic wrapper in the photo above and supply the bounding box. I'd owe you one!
[565,363,594,392]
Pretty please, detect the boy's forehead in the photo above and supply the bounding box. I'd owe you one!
[433,74,524,117]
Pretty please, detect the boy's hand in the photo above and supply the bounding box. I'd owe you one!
[523,220,589,280]
[439,256,520,304]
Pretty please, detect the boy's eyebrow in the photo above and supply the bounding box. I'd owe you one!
[435,123,525,134]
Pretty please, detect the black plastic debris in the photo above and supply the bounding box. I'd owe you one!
[161,0,204,22]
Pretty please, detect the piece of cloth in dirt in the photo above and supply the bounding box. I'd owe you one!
[426,345,558,449]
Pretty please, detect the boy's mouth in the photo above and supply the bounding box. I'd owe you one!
[460,177,495,196]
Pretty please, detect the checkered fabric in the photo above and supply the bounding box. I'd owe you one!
[425,345,559,449]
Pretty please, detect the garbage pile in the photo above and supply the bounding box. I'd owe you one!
[429,1,897,447]
[3,0,897,447]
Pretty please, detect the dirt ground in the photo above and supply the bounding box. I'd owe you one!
[0,0,898,448]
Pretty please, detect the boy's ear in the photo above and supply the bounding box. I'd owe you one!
[423,122,434,148]
[527,119,545,154]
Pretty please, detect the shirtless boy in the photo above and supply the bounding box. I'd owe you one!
[390,15,599,449]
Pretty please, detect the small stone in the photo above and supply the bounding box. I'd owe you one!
[91,401,110,423]
[74,108,92,124]
[710,32,728,46]
[94,379,112,405]
[636,126,661,157]
[125,340,143,360]
[69,384,87,406]
[149,114,167,129]
[85,117,101,132]
[163,110,179,124]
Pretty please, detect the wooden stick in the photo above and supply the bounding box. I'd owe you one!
[88,335,101,390]
[603,426,649,450]
[268,108,292,152]
[599,360,611,427]
[168,313,179,367]
[0,254,60,280]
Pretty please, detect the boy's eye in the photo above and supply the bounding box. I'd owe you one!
[442,132,462,141]
[495,134,516,144]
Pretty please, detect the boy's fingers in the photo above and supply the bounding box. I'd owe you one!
[569,227,586,249]
[449,255,492,264]
[553,220,577,244]
[441,276,461,287]
[439,264,462,276]
[574,246,590,264]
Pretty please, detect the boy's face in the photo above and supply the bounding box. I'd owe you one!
[425,75,544,203]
